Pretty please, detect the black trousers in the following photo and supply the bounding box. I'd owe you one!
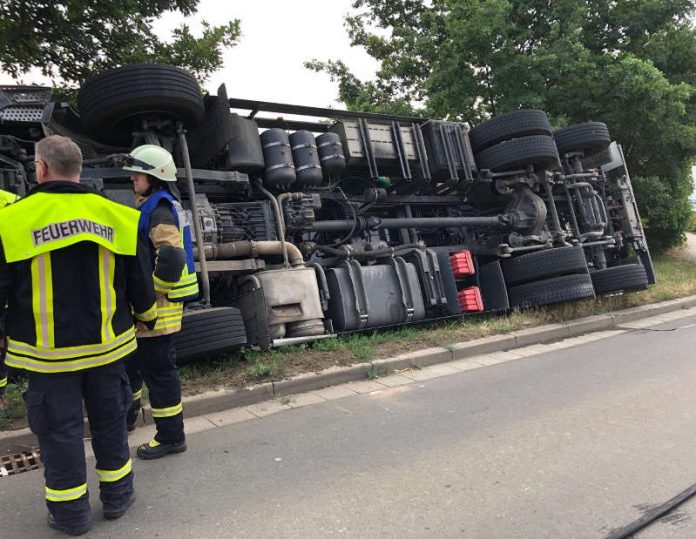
[24,361,133,527]
[126,334,185,444]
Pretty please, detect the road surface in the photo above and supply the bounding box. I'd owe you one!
[3,310,696,538]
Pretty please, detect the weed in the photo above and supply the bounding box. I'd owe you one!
[365,365,378,379]
[278,394,295,405]
[311,337,346,352]
[251,359,275,378]
[250,351,288,381]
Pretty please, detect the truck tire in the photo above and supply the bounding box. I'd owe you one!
[174,307,247,363]
[470,110,552,152]
[77,64,205,145]
[590,264,648,295]
[475,135,559,172]
[508,273,595,309]
[501,247,588,286]
[554,122,611,156]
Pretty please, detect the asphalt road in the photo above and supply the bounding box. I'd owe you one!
[4,312,696,538]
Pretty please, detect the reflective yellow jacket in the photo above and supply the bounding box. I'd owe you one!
[0,182,157,373]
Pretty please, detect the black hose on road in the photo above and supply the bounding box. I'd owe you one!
[606,481,696,539]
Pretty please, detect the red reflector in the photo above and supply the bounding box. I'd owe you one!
[458,286,484,312]
[449,250,475,278]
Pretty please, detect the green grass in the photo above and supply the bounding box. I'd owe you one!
[244,348,289,381]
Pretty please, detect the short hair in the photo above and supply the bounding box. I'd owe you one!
[35,135,82,178]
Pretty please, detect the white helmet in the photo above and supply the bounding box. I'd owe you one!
[123,144,177,182]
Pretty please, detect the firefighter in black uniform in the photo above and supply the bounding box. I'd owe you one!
[123,144,199,459]
[0,136,158,536]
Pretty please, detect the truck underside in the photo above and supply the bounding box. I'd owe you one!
[0,64,655,360]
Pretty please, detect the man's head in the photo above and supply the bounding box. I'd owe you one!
[123,145,177,197]
[34,135,82,184]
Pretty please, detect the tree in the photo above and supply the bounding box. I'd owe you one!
[308,0,696,250]
[0,0,240,85]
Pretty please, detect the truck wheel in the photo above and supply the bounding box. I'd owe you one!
[590,264,648,295]
[502,247,588,286]
[554,122,611,156]
[470,110,552,152]
[508,273,595,309]
[77,64,205,145]
[174,307,247,363]
[474,135,559,172]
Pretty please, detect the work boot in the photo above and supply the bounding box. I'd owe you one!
[47,513,92,536]
[126,400,140,432]
[136,439,186,460]
[103,492,136,520]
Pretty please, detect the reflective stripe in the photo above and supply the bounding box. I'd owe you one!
[153,273,177,293]
[168,272,199,300]
[174,273,198,286]
[6,334,137,374]
[153,303,183,332]
[151,402,183,418]
[168,284,199,299]
[148,439,160,448]
[0,377,6,388]
[8,327,135,360]
[96,458,132,483]
[98,247,116,342]
[45,483,87,502]
[157,305,183,316]
[31,254,55,349]
[154,284,168,294]
[154,320,182,331]
[132,388,143,401]
[134,302,157,322]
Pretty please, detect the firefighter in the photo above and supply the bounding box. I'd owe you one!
[122,144,199,459]
[0,188,19,408]
[0,136,158,535]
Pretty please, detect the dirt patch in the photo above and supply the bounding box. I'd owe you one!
[668,232,696,261]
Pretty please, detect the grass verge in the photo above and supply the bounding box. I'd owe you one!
[174,249,696,397]
[2,248,696,431]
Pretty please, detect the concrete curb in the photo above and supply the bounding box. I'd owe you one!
[2,294,696,453]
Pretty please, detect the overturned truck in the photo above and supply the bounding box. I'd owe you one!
[0,64,654,359]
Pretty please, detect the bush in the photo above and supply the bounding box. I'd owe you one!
[690,212,696,233]
[632,175,693,251]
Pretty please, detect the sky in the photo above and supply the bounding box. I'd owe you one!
[153,0,379,108]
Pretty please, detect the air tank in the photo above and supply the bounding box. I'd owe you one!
[289,130,323,187]
[224,113,265,172]
[260,129,296,189]
[315,132,346,180]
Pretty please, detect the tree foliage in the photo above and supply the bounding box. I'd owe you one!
[0,0,240,85]
[308,0,696,249]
